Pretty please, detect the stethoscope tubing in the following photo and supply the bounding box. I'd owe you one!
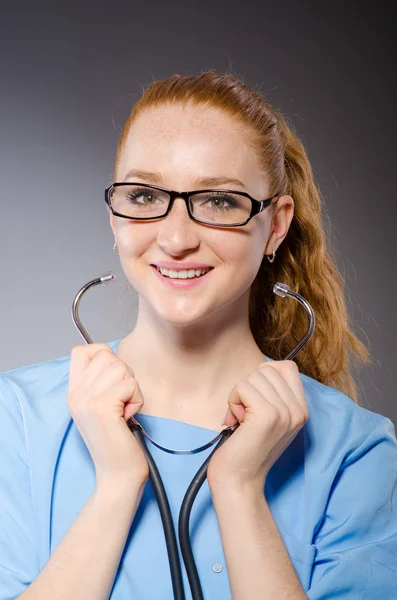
[177,429,234,599]
[127,421,233,600]
[71,272,315,599]
[128,423,185,599]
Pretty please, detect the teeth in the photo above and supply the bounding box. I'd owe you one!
[157,266,210,279]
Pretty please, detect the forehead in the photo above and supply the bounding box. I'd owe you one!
[129,102,247,141]
[118,103,264,187]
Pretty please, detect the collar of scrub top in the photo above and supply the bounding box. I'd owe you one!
[71,272,316,455]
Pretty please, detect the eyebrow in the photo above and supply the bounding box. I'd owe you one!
[123,168,247,190]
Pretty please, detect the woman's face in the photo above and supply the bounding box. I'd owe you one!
[110,102,293,327]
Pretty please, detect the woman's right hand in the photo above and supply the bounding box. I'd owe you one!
[67,343,150,488]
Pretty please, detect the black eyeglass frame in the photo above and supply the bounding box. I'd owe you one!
[105,182,281,227]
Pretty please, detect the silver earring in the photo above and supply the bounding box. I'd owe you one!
[267,250,276,263]
[113,242,119,256]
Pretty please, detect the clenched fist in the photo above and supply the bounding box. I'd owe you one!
[67,343,149,488]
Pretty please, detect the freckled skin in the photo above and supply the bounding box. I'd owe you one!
[108,101,294,424]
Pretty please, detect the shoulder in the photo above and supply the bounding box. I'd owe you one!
[0,339,120,429]
[300,369,390,427]
[265,355,391,435]
[297,370,396,466]
[0,338,120,389]
[1,352,70,394]
[264,354,393,450]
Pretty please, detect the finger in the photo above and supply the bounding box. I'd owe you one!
[88,360,133,399]
[227,379,275,425]
[245,370,292,421]
[69,344,117,394]
[95,378,144,421]
[123,380,145,421]
[80,349,120,393]
[257,362,307,414]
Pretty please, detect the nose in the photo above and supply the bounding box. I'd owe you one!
[156,196,200,252]
[162,195,198,226]
[167,195,191,219]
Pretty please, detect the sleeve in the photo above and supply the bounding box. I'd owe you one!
[307,416,397,599]
[0,374,39,599]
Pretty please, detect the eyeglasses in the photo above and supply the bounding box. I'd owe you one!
[105,182,281,227]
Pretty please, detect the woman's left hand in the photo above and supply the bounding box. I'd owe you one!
[207,360,309,492]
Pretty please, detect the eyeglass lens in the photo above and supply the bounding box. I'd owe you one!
[110,184,251,225]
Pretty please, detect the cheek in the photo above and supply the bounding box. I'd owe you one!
[221,238,264,284]
[116,224,150,256]
[236,234,269,289]
[115,226,152,281]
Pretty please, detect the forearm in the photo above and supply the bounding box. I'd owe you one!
[210,482,307,600]
[19,478,146,600]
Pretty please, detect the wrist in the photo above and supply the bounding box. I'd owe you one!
[95,475,147,505]
[208,476,266,500]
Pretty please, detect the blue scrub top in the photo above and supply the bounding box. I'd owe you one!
[1,339,397,599]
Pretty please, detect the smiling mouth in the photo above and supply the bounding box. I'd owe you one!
[152,265,214,279]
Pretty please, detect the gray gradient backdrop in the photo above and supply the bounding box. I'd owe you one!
[1,1,396,426]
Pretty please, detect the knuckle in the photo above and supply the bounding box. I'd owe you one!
[127,377,139,391]
[246,371,262,383]
[111,360,131,377]
[285,360,299,371]
[293,407,309,427]
[71,345,84,358]
[301,406,310,422]
[109,359,124,369]
[235,380,251,394]
[124,362,135,376]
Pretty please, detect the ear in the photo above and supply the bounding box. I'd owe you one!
[264,194,294,255]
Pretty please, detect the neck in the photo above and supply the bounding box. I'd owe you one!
[116,299,267,425]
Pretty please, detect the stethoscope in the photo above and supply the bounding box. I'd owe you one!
[71,272,315,600]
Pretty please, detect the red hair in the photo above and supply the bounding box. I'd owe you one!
[113,70,372,405]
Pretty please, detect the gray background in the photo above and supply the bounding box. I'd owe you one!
[1,1,396,425]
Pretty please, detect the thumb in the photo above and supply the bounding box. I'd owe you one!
[222,385,246,427]
[123,379,145,422]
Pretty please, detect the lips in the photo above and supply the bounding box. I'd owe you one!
[151,264,214,271]
[153,265,212,279]
[151,264,215,286]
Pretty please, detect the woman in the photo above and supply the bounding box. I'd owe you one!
[1,70,396,599]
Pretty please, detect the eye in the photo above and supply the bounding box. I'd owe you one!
[201,192,240,212]
[126,186,159,204]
